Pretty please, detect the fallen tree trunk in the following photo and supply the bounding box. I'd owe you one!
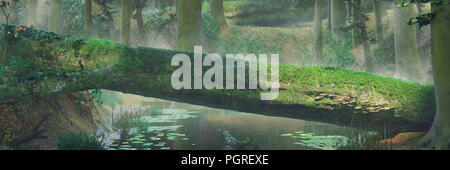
[0,26,436,133]
[6,114,50,148]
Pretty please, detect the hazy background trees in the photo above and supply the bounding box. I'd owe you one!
[1,0,433,83]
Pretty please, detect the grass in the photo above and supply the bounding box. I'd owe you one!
[111,105,148,140]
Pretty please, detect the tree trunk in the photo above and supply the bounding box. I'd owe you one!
[393,0,424,82]
[48,0,62,33]
[327,0,332,31]
[346,0,352,21]
[373,0,384,48]
[85,0,93,36]
[135,6,146,42]
[354,0,374,72]
[1,27,437,132]
[176,0,202,52]
[121,0,132,45]
[351,0,361,47]
[331,0,347,38]
[417,2,423,14]
[9,0,20,25]
[210,0,227,27]
[27,0,38,26]
[420,0,450,149]
[159,0,167,9]
[314,0,324,65]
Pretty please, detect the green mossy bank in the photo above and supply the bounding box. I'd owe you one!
[0,25,436,133]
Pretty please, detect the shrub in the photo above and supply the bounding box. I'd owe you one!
[1,56,36,85]
[144,8,176,30]
[56,130,105,150]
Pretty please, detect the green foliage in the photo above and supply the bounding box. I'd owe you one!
[202,11,220,40]
[213,26,281,55]
[90,89,122,107]
[56,130,105,150]
[230,0,313,27]
[144,8,176,30]
[0,56,37,85]
[374,33,395,66]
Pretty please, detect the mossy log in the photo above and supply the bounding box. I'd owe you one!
[0,26,436,133]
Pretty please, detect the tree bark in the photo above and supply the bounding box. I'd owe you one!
[417,2,423,14]
[0,28,437,133]
[393,0,424,82]
[176,0,202,52]
[346,0,352,21]
[135,5,146,42]
[314,0,324,65]
[351,0,361,47]
[48,0,62,33]
[85,0,93,36]
[373,0,384,48]
[121,0,132,45]
[331,0,347,38]
[210,0,227,27]
[327,0,332,31]
[354,0,374,72]
[420,0,450,149]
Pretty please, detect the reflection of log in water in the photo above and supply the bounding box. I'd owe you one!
[223,131,259,150]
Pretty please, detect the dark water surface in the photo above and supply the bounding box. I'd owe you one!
[106,99,356,150]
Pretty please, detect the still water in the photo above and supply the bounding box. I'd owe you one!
[106,98,357,150]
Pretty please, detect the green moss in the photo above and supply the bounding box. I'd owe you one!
[1,26,436,133]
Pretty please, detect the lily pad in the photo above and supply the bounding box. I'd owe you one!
[160,147,171,150]
[280,134,294,137]
[150,137,161,141]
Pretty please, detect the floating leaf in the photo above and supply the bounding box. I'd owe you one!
[280,134,294,137]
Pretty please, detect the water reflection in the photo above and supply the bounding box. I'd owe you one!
[106,96,358,150]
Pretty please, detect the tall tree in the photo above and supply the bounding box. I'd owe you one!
[27,0,38,26]
[373,0,383,48]
[210,0,227,27]
[416,1,423,14]
[157,0,168,9]
[313,0,324,65]
[176,0,202,52]
[327,0,332,31]
[9,0,19,25]
[354,0,374,72]
[351,0,360,47]
[48,0,62,33]
[331,0,347,38]
[420,0,450,149]
[93,0,115,39]
[346,0,352,21]
[393,0,424,82]
[85,0,93,36]
[132,0,148,42]
[121,0,132,45]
